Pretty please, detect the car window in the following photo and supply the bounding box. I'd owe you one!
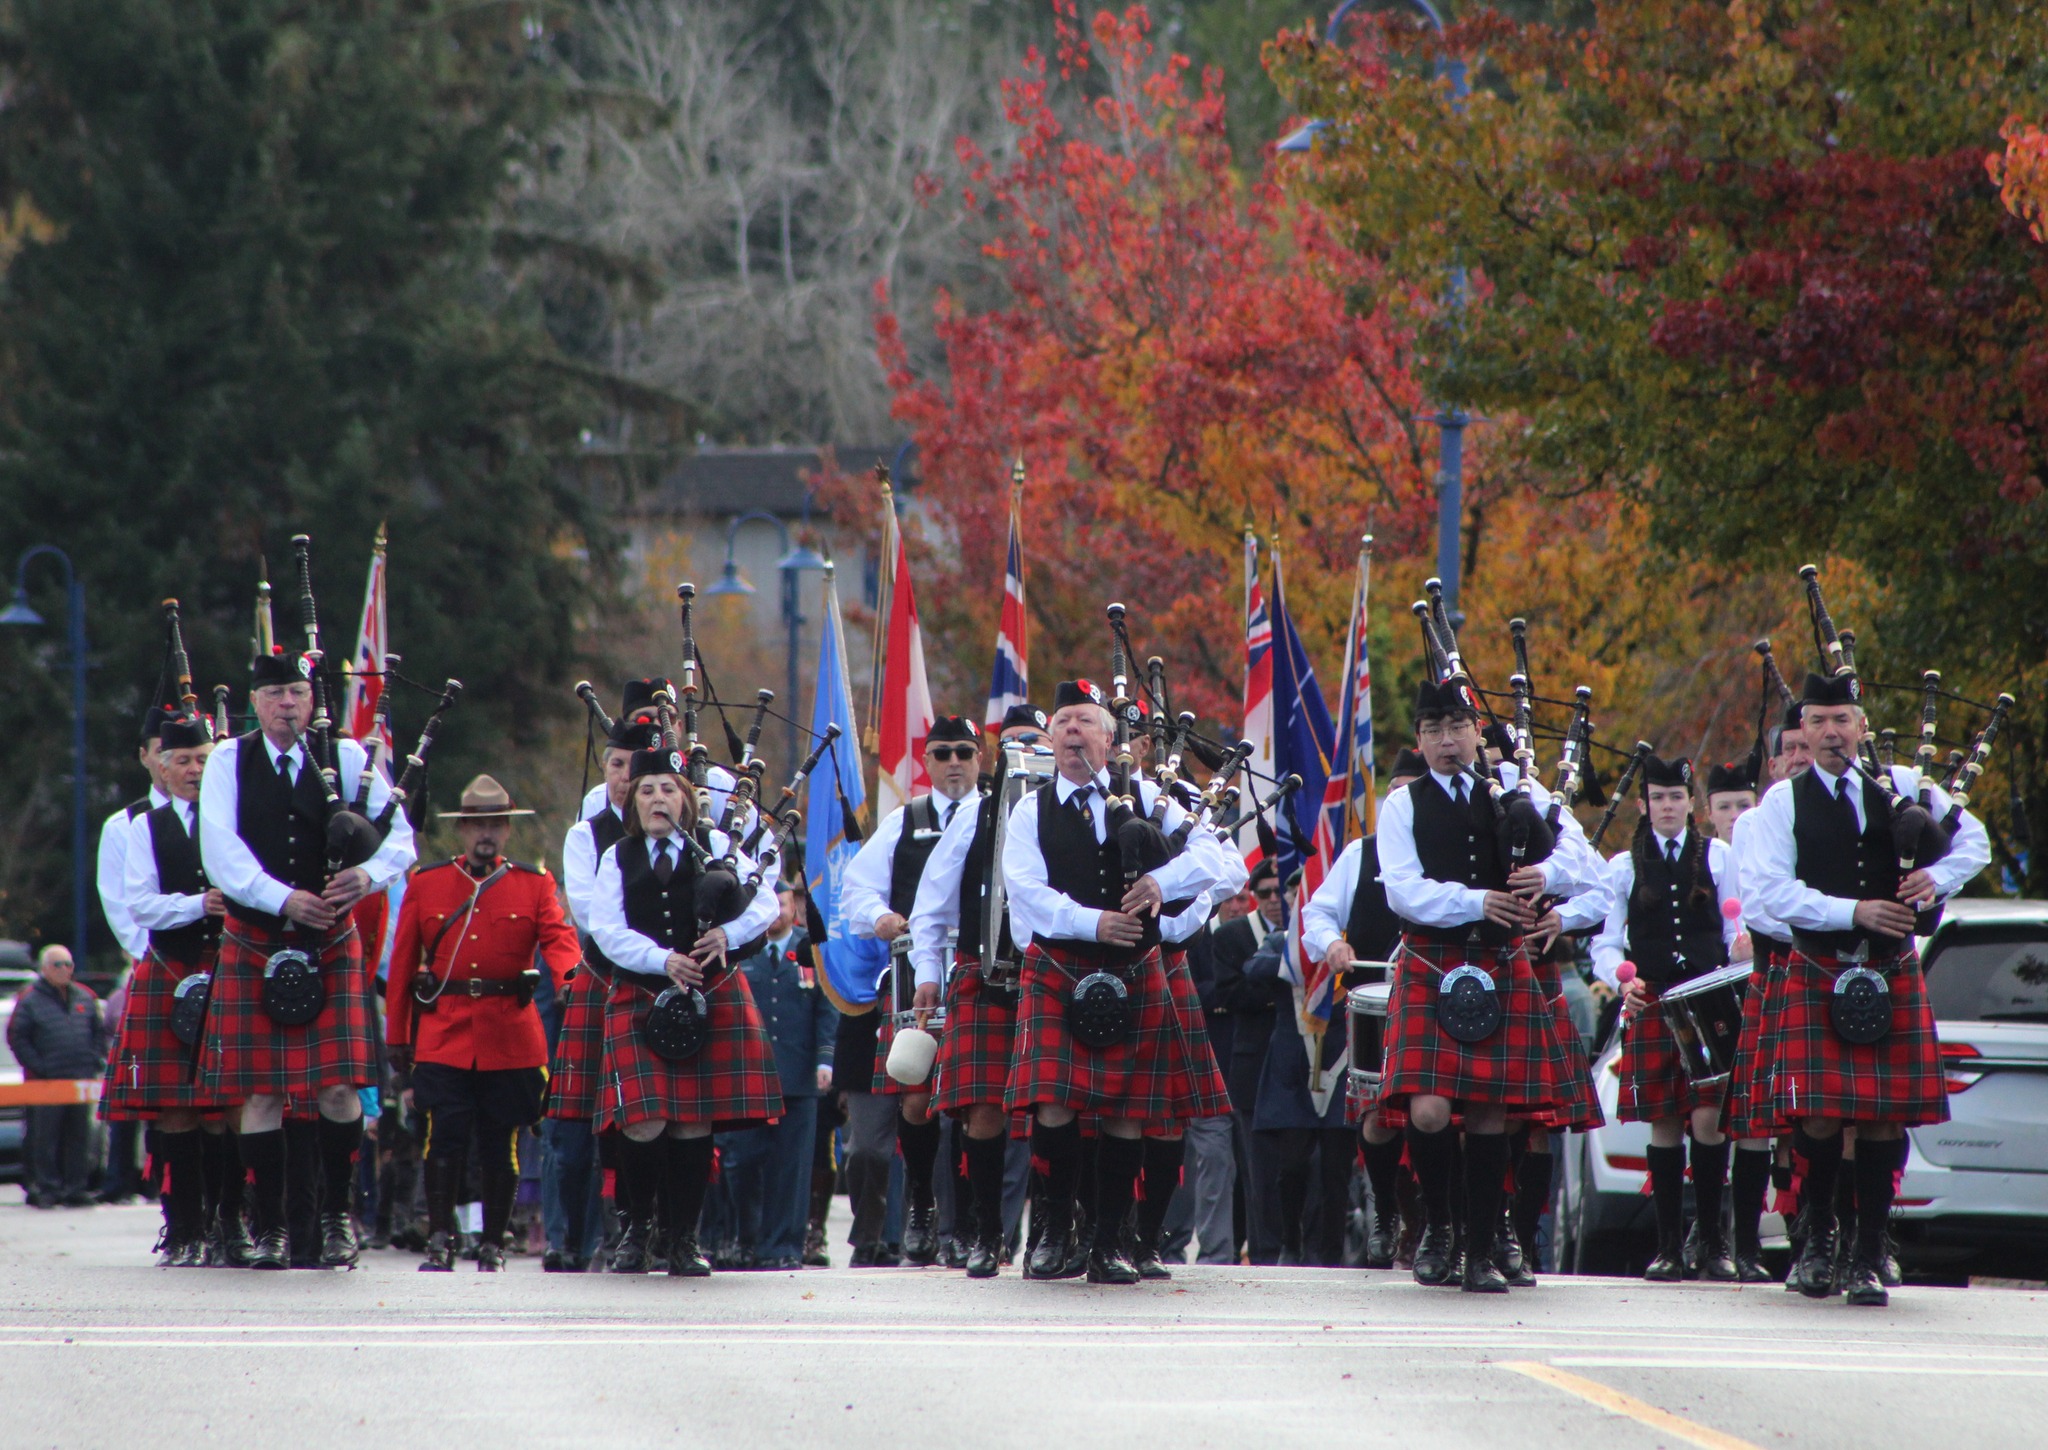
[0,1009,16,1071]
[1923,926,2048,1023]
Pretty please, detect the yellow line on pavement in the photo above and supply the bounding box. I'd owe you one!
[1500,1361,1764,1450]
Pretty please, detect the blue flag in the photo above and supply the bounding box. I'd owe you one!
[806,568,888,1013]
[1268,550,1335,887]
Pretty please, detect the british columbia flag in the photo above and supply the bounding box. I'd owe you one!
[983,494,1029,731]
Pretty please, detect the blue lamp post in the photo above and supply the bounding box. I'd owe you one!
[1280,0,1470,623]
[2,546,91,961]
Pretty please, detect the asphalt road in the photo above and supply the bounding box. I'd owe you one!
[3,1202,2046,1450]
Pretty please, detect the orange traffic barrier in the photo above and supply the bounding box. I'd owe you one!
[0,1079,102,1106]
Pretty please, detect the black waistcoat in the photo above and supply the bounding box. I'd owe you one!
[1405,773,1510,946]
[1792,768,1902,950]
[618,838,701,971]
[888,794,951,916]
[233,732,332,928]
[125,796,151,821]
[145,803,219,961]
[1034,777,1152,961]
[1625,830,1726,987]
[579,807,628,978]
[956,790,1017,962]
[1343,835,1404,963]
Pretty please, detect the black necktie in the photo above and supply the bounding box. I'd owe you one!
[653,838,675,885]
[1072,783,1095,818]
[1452,776,1468,807]
[1835,775,1859,834]
[183,802,197,836]
[276,751,294,786]
[1666,839,1680,868]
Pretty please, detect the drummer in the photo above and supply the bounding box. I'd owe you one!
[1590,755,1745,1282]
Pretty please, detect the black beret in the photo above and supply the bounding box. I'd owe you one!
[927,715,978,745]
[629,747,687,782]
[250,650,313,690]
[1782,700,1807,734]
[1640,754,1693,791]
[158,711,213,750]
[1052,680,1105,711]
[1000,703,1049,733]
[1388,746,1429,780]
[1248,857,1278,888]
[620,678,671,722]
[606,719,662,753]
[1800,670,1861,708]
[1706,759,1756,796]
[138,704,173,746]
[1481,722,1515,758]
[1413,677,1479,721]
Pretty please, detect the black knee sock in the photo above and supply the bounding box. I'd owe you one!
[1513,1148,1554,1266]
[315,1115,364,1217]
[216,1131,245,1221]
[1646,1144,1687,1250]
[1794,1129,1845,1233]
[1462,1133,1509,1263]
[157,1129,206,1240]
[1689,1137,1730,1250]
[1092,1134,1144,1250]
[240,1128,287,1236]
[1361,1134,1403,1230]
[196,1130,227,1224]
[1404,1124,1455,1227]
[1731,1147,1772,1257]
[1854,1138,1907,1262]
[965,1133,1008,1249]
[661,1135,715,1244]
[479,1128,520,1249]
[617,1134,663,1225]
[1029,1118,1082,1233]
[422,1143,460,1238]
[1136,1137,1185,1248]
[899,1115,940,1200]
[1835,1154,1860,1233]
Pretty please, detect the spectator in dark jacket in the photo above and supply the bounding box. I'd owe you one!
[8,945,109,1207]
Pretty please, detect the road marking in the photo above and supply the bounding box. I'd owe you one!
[1500,1362,1764,1450]
[1554,1357,2048,1377]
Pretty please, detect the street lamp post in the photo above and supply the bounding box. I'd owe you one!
[703,509,827,768]
[2,546,91,962]
[1280,0,1470,622]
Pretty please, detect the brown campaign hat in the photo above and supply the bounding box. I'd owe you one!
[439,773,535,819]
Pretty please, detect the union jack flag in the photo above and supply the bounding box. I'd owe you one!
[1238,531,1274,870]
[983,489,1029,730]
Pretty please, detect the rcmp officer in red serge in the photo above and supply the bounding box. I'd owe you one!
[587,746,783,1276]
[198,648,415,1269]
[387,774,581,1271]
[1375,676,1577,1294]
[1589,755,1745,1282]
[1000,680,1233,1285]
[1748,667,1988,1305]
[113,710,235,1266]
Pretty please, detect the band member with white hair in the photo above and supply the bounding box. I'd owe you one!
[1001,680,1233,1285]
[1747,667,1989,1305]
[587,747,782,1277]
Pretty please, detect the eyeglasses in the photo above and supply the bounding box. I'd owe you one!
[1006,731,1043,746]
[927,745,977,762]
[1252,886,1282,900]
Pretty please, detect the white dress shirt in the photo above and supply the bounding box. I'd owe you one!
[97,787,168,959]
[1301,837,1367,965]
[1746,763,1990,935]
[1587,834,1742,989]
[1727,805,1791,943]
[121,795,208,936]
[197,734,417,917]
[1162,830,1250,945]
[586,831,781,978]
[840,789,975,939]
[1000,769,1229,947]
[561,802,624,932]
[1376,765,1583,929]
[906,792,989,989]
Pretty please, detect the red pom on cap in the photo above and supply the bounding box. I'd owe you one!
[1615,961,1637,985]
[1722,896,1744,921]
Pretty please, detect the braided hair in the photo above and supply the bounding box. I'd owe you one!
[1630,807,1715,912]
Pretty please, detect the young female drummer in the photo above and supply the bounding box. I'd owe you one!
[588,747,784,1276]
[1590,756,1744,1282]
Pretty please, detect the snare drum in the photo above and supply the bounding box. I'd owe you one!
[1655,963,1752,1086]
[1346,983,1392,1096]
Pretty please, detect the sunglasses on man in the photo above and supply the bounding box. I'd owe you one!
[927,744,977,762]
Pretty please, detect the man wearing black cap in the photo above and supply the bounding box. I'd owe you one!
[837,714,986,1266]
[111,711,235,1265]
[1000,680,1233,1285]
[547,704,662,1270]
[1300,746,1426,1267]
[96,705,174,966]
[1375,677,1589,1293]
[1746,668,1989,1305]
[1704,759,1758,846]
[1589,755,1745,1281]
[906,703,1054,1277]
[198,649,417,1269]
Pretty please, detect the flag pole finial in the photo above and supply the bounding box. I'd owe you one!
[372,519,388,555]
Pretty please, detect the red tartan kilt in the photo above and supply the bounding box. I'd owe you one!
[1615,986,1729,1122]
[1528,954,1604,1132]
[594,970,785,1132]
[932,954,1019,1115]
[100,950,236,1120]
[206,915,374,1098]
[1721,953,1783,1139]
[1377,936,1563,1115]
[1003,942,1231,1121]
[1768,948,1949,1127]
[1160,945,1227,1093]
[545,970,609,1120]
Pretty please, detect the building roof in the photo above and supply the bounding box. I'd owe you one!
[579,445,911,519]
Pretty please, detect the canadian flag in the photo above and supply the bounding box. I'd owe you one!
[874,519,934,820]
[342,523,392,756]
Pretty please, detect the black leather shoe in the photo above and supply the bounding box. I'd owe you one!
[1698,1232,1739,1282]
[476,1242,505,1272]
[1497,1212,1535,1287]
[249,1228,290,1270]
[1794,1216,1839,1298]
[217,1211,256,1268]
[1463,1248,1511,1294]
[174,1236,207,1268]
[848,1243,879,1268]
[1879,1231,1903,1288]
[965,1238,1000,1279]
[1733,1251,1775,1283]
[1412,1223,1457,1287]
[1363,1215,1396,1269]
[1086,1246,1141,1285]
[1643,1233,1685,1282]
[1842,1254,1889,1307]
[936,1235,966,1269]
[609,1219,652,1274]
[902,1198,939,1266]
[667,1233,712,1278]
[318,1213,360,1269]
[1682,1218,1703,1279]
[542,1249,566,1273]
[419,1232,457,1272]
[802,1227,831,1268]
[1024,1222,1070,1280]
[1130,1227,1173,1281]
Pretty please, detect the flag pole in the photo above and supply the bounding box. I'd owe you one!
[866,467,894,760]
[1357,533,1377,837]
